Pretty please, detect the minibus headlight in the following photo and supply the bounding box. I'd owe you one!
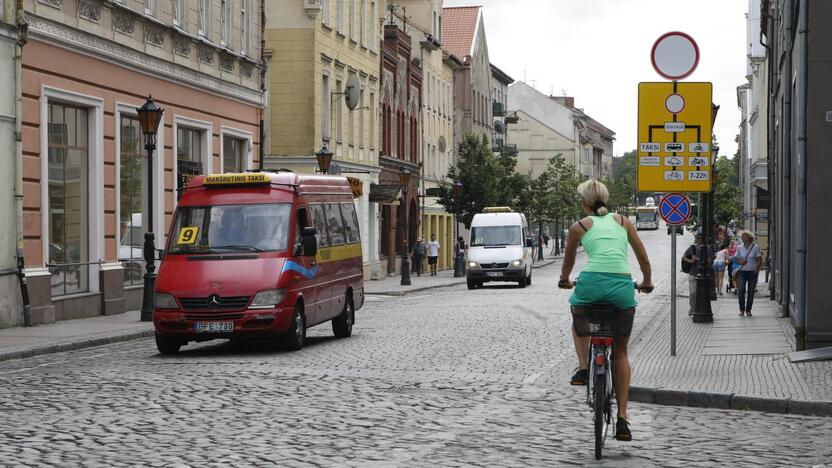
[511,260,523,267]
[251,288,287,308]
[468,261,479,269]
[154,293,178,309]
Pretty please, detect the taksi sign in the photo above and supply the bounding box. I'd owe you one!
[637,81,713,192]
[346,176,363,198]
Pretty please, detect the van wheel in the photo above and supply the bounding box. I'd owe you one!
[281,304,306,351]
[467,280,476,290]
[332,295,354,338]
[527,272,532,286]
[155,334,182,355]
[518,276,527,288]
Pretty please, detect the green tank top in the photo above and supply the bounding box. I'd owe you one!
[582,213,630,274]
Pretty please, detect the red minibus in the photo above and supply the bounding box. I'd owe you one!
[152,172,364,353]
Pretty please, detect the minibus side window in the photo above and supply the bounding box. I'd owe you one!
[309,204,330,247]
[294,207,309,252]
[340,202,361,244]
[323,203,346,245]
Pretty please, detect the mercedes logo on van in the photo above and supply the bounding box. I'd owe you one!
[208,295,220,308]
[492,262,498,269]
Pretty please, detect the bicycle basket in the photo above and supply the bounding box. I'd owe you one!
[571,304,635,337]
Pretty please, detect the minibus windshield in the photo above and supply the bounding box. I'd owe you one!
[471,226,522,247]
[168,203,291,254]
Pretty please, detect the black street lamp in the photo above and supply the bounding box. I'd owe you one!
[453,181,465,277]
[137,96,164,322]
[315,146,334,174]
[400,168,411,286]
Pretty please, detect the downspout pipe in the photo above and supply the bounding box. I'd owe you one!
[794,0,808,349]
[781,0,793,318]
[258,0,266,172]
[14,0,31,326]
[761,4,777,302]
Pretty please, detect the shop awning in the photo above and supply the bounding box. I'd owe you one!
[369,184,402,204]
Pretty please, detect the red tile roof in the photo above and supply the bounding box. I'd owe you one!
[442,6,481,59]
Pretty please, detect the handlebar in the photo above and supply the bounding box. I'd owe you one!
[558,278,654,294]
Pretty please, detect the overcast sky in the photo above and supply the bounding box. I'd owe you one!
[443,0,749,158]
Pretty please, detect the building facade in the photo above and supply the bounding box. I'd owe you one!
[507,82,581,178]
[763,0,832,348]
[490,63,514,156]
[263,0,383,278]
[0,3,21,326]
[443,5,492,146]
[8,0,263,328]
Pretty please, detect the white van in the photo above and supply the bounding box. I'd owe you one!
[466,208,533,289]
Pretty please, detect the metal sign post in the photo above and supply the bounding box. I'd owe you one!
[660,193,692,356]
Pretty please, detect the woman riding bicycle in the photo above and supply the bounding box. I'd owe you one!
[558,179,653,441]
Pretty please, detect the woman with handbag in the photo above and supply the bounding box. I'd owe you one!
[726,239,738,293]
[735,231,763,316]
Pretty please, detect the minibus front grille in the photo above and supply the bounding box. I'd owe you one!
[179,296,251,311]
[183,313,246,321]
[481,262,510,269]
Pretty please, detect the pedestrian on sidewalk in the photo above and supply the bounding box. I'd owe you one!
[682,232,713,316]
[411,239,425,276]
[736,231,763,317]
[427,234,440,276]
[714,246,728,295]
[726,239,738,293]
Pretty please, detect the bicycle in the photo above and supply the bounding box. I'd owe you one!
[569,282,642,460]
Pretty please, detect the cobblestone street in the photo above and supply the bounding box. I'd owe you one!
[2,228,831,467]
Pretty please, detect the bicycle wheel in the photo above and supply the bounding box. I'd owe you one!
[594,372,607,460]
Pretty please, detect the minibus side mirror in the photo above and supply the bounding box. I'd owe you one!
[301,227,318,257]
[525,238,533,248]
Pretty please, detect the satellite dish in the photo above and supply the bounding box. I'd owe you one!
[493,120,505,134]
[345,73,361,111]
[438,135,447,153]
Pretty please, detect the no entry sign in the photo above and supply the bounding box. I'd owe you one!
[659,193,692,225]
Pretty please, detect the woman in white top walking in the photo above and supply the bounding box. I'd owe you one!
[714,247,728,295]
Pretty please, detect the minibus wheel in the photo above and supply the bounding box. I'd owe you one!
[282,303,306,351]
[155,333,182,355]
[332,295,354,338]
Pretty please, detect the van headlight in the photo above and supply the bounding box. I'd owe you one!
[468,261,479,269]
[154,293,178,309]
[251,288,287,309]
[511,260,523,267]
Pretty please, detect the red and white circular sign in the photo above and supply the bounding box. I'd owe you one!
[651,32,700,81]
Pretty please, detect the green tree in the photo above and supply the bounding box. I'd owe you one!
[437,133,501,228]
[606,149,637,212]
[713,155,742,225]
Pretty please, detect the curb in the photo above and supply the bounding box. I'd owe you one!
[366,260,561,297]
[0,329,155,364]
[630,386,832,417]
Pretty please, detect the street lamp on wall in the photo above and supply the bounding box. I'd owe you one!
[315,146,334,174]
[136,96,164,322]
[400,168,411,286]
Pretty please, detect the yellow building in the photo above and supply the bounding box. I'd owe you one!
[264,0,385,277]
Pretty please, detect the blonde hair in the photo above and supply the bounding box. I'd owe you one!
[577,179,610,216]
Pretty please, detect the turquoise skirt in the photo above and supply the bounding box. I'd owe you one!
[569,271,637,309]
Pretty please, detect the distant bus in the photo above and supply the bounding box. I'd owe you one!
[645,197,656,207]
[635,206,659,230]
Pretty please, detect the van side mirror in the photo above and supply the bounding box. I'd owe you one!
[301,227,318,257]
[525,238,533,248]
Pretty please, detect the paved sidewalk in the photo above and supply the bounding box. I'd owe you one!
[0,310,153,363]
[365,255,561,296]
[628,278,832,416]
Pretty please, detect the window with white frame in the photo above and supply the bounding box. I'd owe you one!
[118,115,147,286]
[145,0,155,16]
[370,1,376,51]
[241,0,249,55]
[198,0,208,37]
[369,89,375,157]
[337,0,344,34]
[177,126,205,191]
[360,0,366,46]
[223,136,246,173]
[173,0,182,26]
[335,78,343,142]
[221,0,229,46]
[322,0,331,26]
[322,69,331,144]
[349,0,355,41]
[47,103,90,296]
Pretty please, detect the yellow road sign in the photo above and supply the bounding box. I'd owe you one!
[637,82,713,192]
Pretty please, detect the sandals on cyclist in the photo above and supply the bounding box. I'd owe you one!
[615,417,632,441]
[570,368,588,386]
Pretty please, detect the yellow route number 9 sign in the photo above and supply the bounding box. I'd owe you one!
[177,227,199,244]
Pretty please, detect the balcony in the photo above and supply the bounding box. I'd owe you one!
[492,101,506,117]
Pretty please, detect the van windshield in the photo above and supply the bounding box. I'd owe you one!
[471,226,522,247]
[168,203,292,254]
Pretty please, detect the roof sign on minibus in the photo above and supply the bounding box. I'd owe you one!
[203,173,271,185]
